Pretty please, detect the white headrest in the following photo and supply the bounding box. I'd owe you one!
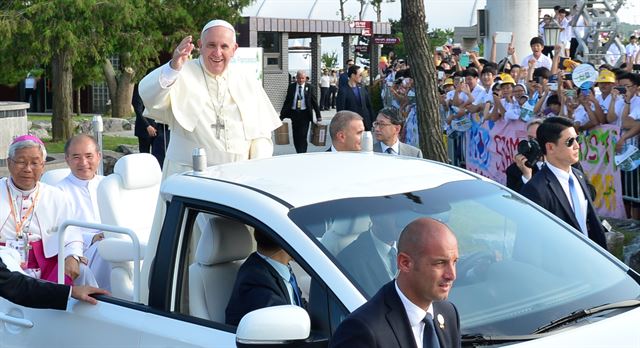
[195,216,253,266]
[113,153,162,189]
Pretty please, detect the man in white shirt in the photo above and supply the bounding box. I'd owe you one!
[372,107,423,158]
[625,36,639,64]
[331,217,461,348]
[521,37,553,71]
[139,19,281,179]
[56,134,110,290]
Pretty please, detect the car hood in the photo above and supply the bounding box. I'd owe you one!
[511,306,640,347]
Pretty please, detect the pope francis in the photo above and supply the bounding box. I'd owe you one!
[139,19,281,178]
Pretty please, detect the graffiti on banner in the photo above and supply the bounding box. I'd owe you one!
[579,124,626,218]
[466,119,527,185]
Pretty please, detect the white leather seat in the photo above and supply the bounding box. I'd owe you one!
[188,215,254,322]
[97,153,161,301]
[40,168,71,186]
[320,214,371,256]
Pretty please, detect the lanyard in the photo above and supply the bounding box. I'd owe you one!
[5,181,40,236]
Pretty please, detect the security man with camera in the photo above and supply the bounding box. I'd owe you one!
[506,119,544,192]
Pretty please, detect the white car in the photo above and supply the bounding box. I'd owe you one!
[1,152,639,347]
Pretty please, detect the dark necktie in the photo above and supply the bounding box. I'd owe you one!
[385,147,394,154]
[296,85,303,110]
[288,264,302,306]
[423,313,441,348]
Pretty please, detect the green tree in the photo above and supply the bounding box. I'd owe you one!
[400,0,447,162]
[0,0,252,142]
[369,0,396,22]
[322,51,339,69]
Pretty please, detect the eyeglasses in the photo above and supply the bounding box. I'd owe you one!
[373,121,395,128]
[564,136,580,147]
[9,159,44,169]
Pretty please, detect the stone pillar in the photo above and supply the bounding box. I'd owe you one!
[310,34,322,103]
[342,35,353,67]
[0,102,30,165]
[484,0,539,65]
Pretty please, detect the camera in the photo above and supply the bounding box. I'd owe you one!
[518,138,542,168]
[614,86,627,94]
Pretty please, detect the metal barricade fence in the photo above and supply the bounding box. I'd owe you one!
[621,169,640,204]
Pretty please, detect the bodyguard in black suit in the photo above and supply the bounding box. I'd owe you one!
[520,117,607,249]
[133,82,169,167]
[336,65,374,131]
[226,230,305,326]
[331,218,461,348]
[1,258,107,309]
[280,70,322,153]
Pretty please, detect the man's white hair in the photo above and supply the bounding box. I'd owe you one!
[201,19,236,43]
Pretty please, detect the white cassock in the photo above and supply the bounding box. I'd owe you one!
[57,174,111,290]
[0,177,97,286]
[139,56,282,178]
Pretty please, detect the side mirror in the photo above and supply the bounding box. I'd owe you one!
[236,305,319,347]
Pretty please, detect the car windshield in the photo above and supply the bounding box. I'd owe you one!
[288,179,640,336]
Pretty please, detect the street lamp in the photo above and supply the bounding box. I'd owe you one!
[544,20,562,47]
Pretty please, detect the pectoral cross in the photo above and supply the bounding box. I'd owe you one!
[211,119,226,139]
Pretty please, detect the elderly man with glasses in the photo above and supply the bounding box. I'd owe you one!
[0,135,97,286]
[372,107,423,158]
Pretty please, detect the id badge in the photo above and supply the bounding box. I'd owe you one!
[7,238,28,264]
[296,99,302,109]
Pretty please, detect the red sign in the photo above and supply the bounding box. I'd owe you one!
[354,45,369,53]
[374,37,400,45]
[351,20,373,37]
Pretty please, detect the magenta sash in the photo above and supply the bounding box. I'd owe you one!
[27,240,73,285]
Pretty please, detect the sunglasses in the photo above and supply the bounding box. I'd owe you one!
[564,136,580,147]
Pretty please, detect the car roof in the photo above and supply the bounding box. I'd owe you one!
[164,152,480,208]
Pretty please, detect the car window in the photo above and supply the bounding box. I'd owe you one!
[288,179,640,336]
[170,205,343,336]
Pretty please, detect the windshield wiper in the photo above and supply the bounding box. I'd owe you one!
[534,299,640,334]
[461,333,545,345]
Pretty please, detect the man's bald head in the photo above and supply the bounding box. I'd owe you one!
[398,218,454,258]
[396,217,458,309]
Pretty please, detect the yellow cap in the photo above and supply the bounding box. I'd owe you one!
[380,56,388,63]
[499,73,515,85]
[443,78,454,86]
[563,59,579,72]
[596,69,615,83]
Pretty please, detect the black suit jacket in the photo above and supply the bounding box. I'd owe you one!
[280,82,321,121]
[337,231,393,297]
[520,164,607,249]
[133,83,158,139]
[225,252,304,326]
[330,281,461,348]
[506,162,540,193]
[336,83,374,130]
[0,259,69,309]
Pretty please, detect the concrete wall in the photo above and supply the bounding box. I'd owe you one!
[263,32,291,115]
[484,0,539,66]
[0,102,29,165]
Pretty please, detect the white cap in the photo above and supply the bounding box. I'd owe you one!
[201,19,236,39]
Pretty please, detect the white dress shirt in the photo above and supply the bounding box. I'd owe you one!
[546,162,588,235]
[395,281,435,348]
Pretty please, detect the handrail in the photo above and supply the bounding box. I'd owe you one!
[57,220,141,302]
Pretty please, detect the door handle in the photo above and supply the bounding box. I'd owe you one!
[0,312,34,328]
